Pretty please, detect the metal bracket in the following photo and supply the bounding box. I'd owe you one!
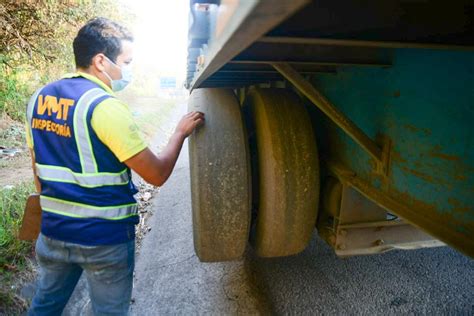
[272,62,383,163]
[334,221,444,257]
[324,161,474,258]
[376,134,392,178]
[318,174,444,257]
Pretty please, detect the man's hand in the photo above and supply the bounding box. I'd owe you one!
[125,111,205,186]
[175,111,205,137]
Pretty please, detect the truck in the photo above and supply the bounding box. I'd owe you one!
[185,0,474,262]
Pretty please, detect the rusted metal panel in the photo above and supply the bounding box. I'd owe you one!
[272,62,383,163]
[308,49,474,256]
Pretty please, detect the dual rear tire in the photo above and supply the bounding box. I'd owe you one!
[188,89,251,262]
[188,87,320,262]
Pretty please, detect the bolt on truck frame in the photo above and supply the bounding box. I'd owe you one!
[186,0,474,261]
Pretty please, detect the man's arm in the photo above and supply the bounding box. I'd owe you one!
[124,111,204,186]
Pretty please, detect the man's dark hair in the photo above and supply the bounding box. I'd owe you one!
[73,17,133,68]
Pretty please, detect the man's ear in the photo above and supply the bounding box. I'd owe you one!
[91,54,107,73]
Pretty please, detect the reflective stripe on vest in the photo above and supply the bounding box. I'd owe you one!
[29,87,129,188]
[30,85,138,220]
[26,87,44,147]
[74,88,109,173]
[40,195,138,220]
[35,163,130,187]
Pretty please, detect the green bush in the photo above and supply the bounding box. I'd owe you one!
[0,182,35,314]
[0,0,134,123]
[0,182,36,270]
[0,63,31,122]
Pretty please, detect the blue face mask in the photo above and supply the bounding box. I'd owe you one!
[102,56,132,92]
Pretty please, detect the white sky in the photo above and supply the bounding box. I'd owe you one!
[122,0,189,81]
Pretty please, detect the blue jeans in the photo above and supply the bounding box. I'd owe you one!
[29,233,134,316]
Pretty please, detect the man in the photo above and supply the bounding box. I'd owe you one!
[26,17,204,315]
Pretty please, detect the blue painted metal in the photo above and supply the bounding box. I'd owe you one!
[309,49,474,243]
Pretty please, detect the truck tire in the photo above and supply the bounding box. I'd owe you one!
[188,88,251,262]
[245,88,320,257]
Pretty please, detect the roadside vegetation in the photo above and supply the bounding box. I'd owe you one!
[0,182,36,313]
[0,1,133,313]
[1,0,132,121]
